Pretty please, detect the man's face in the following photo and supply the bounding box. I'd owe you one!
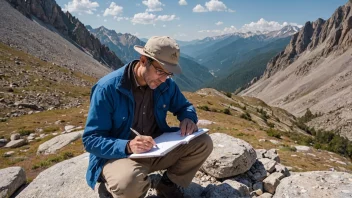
[143,59,173,89]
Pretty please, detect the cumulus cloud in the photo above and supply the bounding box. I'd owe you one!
[179,0,187,6]
[215,21,223,26]
[115,16,130,21]
[205,0,227,12]
[103,2,123,16]
[142,0,164,12]
[63,0,99,14]
[193,4,207,12]
[193,0,234,13]
[156,15,177,21]
[131,13,177,25]
[241,18,302,32]
[131,12,156,25]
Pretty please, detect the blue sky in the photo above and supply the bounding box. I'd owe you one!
[56,0,348,41]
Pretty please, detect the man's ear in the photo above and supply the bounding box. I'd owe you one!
[140,55,148,66]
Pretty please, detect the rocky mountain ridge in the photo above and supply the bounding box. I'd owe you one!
[241,2,352,140]
[5,0,123,70]
[88,26,145,64]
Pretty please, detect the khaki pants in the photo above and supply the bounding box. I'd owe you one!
[101,134,213,198]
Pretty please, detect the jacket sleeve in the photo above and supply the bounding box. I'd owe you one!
[168,80,198,124]
[82,84,128,159]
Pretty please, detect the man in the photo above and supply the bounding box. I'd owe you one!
[83,36,213,198]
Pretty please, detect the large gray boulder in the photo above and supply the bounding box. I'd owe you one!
[273,171,352,198]
[201,133,257,179]
[0,167,26,198]
[16,153,95,198]
[37,130,83,155]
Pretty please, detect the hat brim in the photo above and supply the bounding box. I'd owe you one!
[134,45,182,74]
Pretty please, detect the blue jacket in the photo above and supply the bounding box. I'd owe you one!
[83,61,198,189]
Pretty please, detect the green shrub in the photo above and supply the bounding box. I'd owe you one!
[266,128,282,139]
[18,129,34,136]
[223,108,231,115]
[267,122,275,128]
[240,112,251,121]
[280,145,297,152]
[43,126,59,133]
[197,105,210,111]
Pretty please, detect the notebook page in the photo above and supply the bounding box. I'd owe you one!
[128,128,209,158]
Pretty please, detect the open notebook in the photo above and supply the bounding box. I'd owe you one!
[129,128,209,158]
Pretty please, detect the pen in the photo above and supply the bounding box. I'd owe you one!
[130,128,159,149]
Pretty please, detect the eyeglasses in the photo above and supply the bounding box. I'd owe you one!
[150,62,174,78]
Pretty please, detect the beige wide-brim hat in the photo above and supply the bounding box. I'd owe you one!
[134,36,182,74]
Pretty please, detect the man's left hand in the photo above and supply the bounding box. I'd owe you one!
[180,118,198,136]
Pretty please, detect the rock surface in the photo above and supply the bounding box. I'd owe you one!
[37,130,83,155]
[0,167,26,198]
[201,133,257,179]
[273,171,352,198]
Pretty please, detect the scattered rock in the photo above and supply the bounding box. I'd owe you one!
[0,167,26,198]
[202,179,250,198]
[294,145,311,152]
[3,151,15,157]
[263,172,284,194]
[5,139,26,148]
[64,125,75,132]
[197,120,214,126]
[264,149,280,163]
[0,139,8,147]
[10,133,20,141]
[269,140,280,145]
[37,130,83,155]
[258,158,277,173]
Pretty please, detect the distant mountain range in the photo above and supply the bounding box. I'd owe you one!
[241,1,352,140]
[175,25,299,92]
[88,26,214,91]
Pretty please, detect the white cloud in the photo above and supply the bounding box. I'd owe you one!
[131,12,156,25]
[240,18,302,32]
[115,16,130,21]
[97,14,100,17]
[142,0,164,12]
[178,24,182,27]
[215,21,223,26]
[179,0,187,6]
[193,4,207,12]
[63,0,99,14]
[163,25,166,27]
[205,0,227,12]
[193,0,234,13]
[131,13,177,25]
[103,2,123,16]
[104,19,107,22]
[156,15,177,21]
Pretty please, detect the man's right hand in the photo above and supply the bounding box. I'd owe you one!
[128,135,156,154]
